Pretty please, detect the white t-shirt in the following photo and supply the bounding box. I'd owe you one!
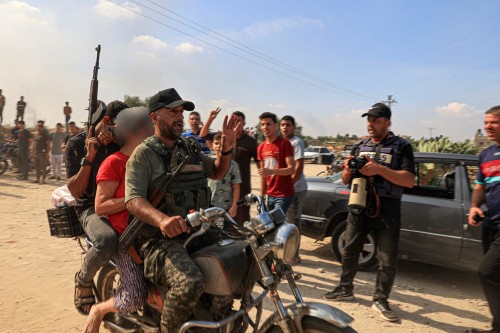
[290,136,307,193]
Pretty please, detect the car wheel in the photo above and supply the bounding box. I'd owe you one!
[331,220,378,271]
[313,157,318,164]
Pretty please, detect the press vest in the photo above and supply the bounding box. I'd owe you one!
[352,132,409,199]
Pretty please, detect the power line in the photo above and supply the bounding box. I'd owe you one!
[106,0,379,101]
[133,0,379,102]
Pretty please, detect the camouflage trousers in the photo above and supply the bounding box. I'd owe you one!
[141,230,220,333]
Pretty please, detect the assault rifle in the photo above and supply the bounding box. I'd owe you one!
[118,154,189,252]
[87,45,101,137]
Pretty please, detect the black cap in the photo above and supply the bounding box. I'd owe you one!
[149,88,195,113]
[362,103,391,119]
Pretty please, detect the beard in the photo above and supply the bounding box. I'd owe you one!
[158,118,184,140]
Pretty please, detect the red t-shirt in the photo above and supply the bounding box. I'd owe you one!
[257,136,295,197]
[96,151,129,235]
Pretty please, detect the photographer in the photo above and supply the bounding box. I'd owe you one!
[323,103,415,322]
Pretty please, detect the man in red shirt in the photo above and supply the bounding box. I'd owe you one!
[257,112,295,213]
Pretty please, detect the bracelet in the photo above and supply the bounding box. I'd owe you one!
[221,148,233,156]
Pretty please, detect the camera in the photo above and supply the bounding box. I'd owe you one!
[348,156,368,170]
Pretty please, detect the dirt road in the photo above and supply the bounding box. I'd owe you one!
[0,163,491,332]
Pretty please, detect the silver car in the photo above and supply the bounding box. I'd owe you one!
[300,152,483,271]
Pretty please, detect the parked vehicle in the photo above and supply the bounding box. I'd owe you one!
[301,152,483,271]
[304,146,335,164]
[339,144,354,159]
[85,194,357,333]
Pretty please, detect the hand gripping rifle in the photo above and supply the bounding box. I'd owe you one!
[119,154,189,253]
[87,45,101,137]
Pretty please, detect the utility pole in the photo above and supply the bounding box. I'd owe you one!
[383,95,398,109]
[427,127,434,138]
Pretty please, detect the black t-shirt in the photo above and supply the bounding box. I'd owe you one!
[17,100,26,112]
[234,133,258,197]
[66,131,119,201]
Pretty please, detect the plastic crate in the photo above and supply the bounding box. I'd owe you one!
[46,206,84,237]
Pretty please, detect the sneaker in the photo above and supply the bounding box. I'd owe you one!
[323,287,354,301]
[372,300,398,322]
[48,176,56,179]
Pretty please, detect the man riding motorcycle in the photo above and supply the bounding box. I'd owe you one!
[125,88,241,332]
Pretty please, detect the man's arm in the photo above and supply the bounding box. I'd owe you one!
[211,115,242,179]
[66,130,99,199]
[468,184,486,226]
[260,155,295,177]
[228,183,240,217]
[259,160,266,196]
[199,108,220,138]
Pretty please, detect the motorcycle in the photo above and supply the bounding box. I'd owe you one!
[0,141,50,175]
[0,143,8,175]
[81,194,357,333]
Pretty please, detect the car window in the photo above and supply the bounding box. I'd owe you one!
[405,162,455,199]
[305,147,318,153]
[466,165,479,191]
[320,148,329,153]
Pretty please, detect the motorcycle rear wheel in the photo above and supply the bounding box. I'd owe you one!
[267,316,357,333]
[96,263,120,302]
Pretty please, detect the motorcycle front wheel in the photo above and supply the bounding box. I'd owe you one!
[267,316,357,333]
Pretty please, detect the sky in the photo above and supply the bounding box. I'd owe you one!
[1,0,499,141]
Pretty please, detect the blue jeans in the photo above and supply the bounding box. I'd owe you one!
[267,195,293,215]
[76,205,118,284]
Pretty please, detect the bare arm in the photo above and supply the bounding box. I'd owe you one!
[468,184,485,226]
[199,107,220,138]
[260,160,266,196]
[228,183,240,217]
[211,115,243,179]
[260,155,295,177]
[126,197,189,238]
[292,158,304,183]
[95,180,126,216]
[67,130,100,198]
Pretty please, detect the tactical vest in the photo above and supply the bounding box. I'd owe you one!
[352,132,409,199]
[140,135,211,240]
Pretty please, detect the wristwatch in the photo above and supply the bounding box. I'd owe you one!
[80,158,93,167]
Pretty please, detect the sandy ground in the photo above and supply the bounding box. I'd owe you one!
[0,162,493,333]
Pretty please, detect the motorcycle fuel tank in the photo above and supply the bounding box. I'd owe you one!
[192,239,250,297]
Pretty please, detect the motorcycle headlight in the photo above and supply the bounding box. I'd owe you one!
[266,223,300,263]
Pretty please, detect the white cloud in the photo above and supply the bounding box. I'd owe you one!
[434,102,480,118]
[0,1,46,25]
[131,35,167,51]
[94,0,140,20]
[175,42,203,54]
[242,16,324,39]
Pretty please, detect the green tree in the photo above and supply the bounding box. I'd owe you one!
[124,95,150,107]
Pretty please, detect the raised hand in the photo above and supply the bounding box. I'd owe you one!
[208,107,221,121]
[220,114,243,153]
[85,126,100,162]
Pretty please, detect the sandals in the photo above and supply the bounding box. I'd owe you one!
[74,272,96,315]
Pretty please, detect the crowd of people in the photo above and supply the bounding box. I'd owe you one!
[2,86,498,333]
